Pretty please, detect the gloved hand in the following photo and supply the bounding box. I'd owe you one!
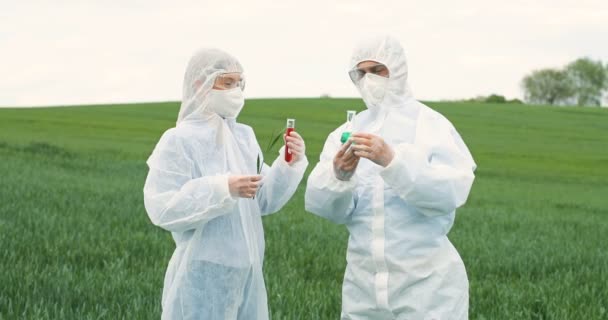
[228,175,263,198]
[333,140,360,181]
[350,133,395,167]
[285,131,306,165]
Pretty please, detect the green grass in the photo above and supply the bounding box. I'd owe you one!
[1,99,607,319]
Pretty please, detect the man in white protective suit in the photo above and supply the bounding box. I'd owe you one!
[144,48,308,319]
[305,35,477,319]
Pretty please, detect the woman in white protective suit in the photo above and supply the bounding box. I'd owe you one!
[305,35,476,319]
[143,48,308,319]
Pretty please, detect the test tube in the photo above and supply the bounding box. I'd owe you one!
[285,119,295,162]
[341,110,356,144]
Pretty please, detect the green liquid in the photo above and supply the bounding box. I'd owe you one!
[340,132,351,144]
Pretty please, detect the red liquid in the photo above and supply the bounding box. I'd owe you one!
[285,127,294,162]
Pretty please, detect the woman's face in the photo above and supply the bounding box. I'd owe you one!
[212,73,244,90]
[192,72,245,93]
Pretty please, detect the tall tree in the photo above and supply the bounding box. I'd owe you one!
[565,57,608,107]
[522,69,575,105]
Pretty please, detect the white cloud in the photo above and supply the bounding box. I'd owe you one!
[1,0,607,106]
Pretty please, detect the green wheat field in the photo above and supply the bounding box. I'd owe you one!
[1,99,607,319]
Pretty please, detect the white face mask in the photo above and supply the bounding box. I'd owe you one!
[206,87,245,119]
[358,73,389,110]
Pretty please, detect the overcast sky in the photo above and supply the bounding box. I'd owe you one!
[1,0,607,107]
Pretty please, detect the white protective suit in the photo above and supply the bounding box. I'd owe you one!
[305,36,477,319]
[144,48,308,320]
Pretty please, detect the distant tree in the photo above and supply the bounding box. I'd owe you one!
[464,95,486,103]
[521,69,575,105]
[565,57,608,107]
[461,94,521,104]
[507,98,524,104]
[485,94,507,103]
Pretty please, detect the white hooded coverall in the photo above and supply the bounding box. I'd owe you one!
[305,36,477,320]
[144,48,308,320]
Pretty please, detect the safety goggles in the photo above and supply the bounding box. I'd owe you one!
[348,63,390,82]
[214,72,245,90]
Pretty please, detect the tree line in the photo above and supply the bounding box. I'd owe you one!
[522,57,607,107]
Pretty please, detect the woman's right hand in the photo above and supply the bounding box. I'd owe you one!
[228,175,263,198]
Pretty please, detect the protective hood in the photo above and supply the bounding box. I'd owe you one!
[350,35,414,112]
[177,48,245,124]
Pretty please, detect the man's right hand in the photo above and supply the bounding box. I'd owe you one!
[333,140,360,181]
[228,175,263,198]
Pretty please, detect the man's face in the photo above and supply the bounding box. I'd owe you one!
[349,60,390,83]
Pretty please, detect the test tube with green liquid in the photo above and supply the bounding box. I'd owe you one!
[340,110,356,144]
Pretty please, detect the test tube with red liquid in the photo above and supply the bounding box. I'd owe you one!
[285,118,295,162]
